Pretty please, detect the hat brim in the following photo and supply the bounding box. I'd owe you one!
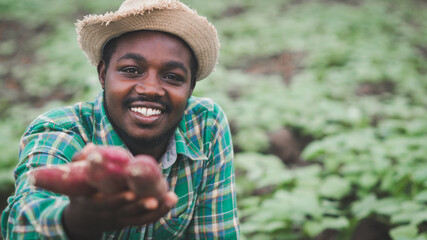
[76,8,219,81]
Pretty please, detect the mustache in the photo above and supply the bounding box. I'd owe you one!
[123,95,170,111]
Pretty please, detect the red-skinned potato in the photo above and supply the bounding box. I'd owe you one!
[29,144,169,200]
[126,155,168,201]
[85,145,133,194]
[28,161,96,196]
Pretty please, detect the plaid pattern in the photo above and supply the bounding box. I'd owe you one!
[1,92,239,239]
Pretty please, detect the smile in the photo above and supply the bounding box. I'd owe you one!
[130,107,162,117]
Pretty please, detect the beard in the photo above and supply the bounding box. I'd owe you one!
[102,93,180,151]
[125,121,178,149]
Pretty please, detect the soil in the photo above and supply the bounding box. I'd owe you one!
[355,80,395,96]
[219,4,247,18]
[0,20,37,115]
[267,128,314,165]
[0,9,409,240]
[0,20,73,118]
[351,218,392,240]
[245,51,306,85]
[239,52,394,239]
[0,186,14,212]
[315,229,339,240]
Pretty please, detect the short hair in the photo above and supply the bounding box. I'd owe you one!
[101,31,198,88]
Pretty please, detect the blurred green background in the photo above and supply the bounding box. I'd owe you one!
[1,0,427,239]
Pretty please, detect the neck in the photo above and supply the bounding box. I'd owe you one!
[125,139,169,160]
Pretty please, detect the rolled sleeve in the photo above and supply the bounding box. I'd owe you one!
[2,113,85,240]
[3,190,70,240]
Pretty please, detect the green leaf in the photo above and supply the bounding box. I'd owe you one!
[389,224,418,240]
[352,194,377,219]
[319,176,351,199]
[301,141,326,160]
[0,168,15,192]
[234,153,293,191]
[413,167,427,184]
[234,128,270,153]
[261,221,287,233]
[359,172,378,190]
[411,210,427,226]
[303,217,349,237]
[303,220,324,237]
[415,191,427,203]
[374,198,402,216]
[415,234,427,240]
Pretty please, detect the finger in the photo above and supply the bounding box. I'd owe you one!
[163,192,178,208]
[71,143,96,162]
[116,197,158,217]
[142,197,159,210]
[116,191,178,217]
[76,191,137,210]
[118,204,171,227]
[71,151,86,162]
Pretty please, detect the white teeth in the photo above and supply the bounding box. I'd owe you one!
[131,107,162,117]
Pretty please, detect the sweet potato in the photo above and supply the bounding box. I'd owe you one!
[70,142,97,162]
[84,145,133,194]
[29,144,169,200]
[125,155,168,200]
[28,161,96,196]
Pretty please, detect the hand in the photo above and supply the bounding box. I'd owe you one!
[62,190,178,240]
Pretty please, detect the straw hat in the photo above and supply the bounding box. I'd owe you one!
[76,0,220,81]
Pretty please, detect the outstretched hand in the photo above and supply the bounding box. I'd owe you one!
[62,190,178,240]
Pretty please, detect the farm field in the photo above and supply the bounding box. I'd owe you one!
[1,0,427,239]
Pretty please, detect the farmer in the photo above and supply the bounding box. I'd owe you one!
[1,0,240,239]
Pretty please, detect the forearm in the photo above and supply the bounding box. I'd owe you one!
[62,205,102,240]
[2,189,70,240]
[2,160,72,239]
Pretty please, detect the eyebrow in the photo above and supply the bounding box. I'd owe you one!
[118,53,146,62]
[164,61,188,74]
[117,53,188,74]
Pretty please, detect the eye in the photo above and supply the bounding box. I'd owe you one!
[121,67,141,75]
[163,73,184,83]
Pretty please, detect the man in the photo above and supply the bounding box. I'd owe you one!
[1,0,240,239]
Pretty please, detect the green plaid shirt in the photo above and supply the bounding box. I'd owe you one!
[1,92,239,239]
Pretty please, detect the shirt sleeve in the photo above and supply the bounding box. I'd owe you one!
[186,103,240,239]
[1,114,86,240]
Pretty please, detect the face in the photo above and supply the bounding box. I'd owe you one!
[98,31,194,154]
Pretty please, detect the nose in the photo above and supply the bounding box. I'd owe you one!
[134,72,165,97]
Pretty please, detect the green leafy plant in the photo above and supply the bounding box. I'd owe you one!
[2,0,427,239]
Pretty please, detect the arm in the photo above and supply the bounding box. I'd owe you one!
[1,127,85,239]
[62,191,177,240]
[186,104,240,239]
[1,119,177,239]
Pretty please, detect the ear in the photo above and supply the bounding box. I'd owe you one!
[188,79,196,98]
[97,60,106,89]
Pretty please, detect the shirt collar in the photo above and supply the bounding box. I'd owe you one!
[174,120,208,161]
[159,137,177,169]
[92,91,126,147]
